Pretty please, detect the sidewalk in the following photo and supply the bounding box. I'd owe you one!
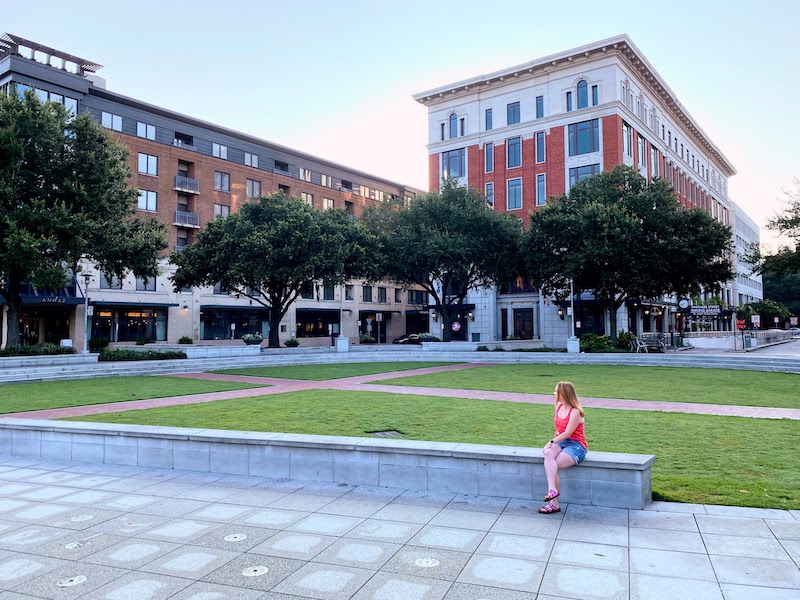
[0,455,796,599]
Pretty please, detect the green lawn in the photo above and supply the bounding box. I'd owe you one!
[0,376,266,414]
[382,364,800,409]
[212,362,457,380]
[66,389,800,510]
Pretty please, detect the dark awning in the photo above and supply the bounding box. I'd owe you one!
[405,309,431,315]
[423,304,475,311]
[91,301,179,308]
[19,295,85,306]
[359,310,402,316]
[200,304,269,311]
[296,308,340,316]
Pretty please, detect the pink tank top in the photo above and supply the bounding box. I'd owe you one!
[554,403,587,449]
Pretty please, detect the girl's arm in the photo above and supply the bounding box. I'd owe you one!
[551,410,582,443]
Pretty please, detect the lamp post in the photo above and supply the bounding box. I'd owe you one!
[566,278,580,353]
[81,272,93,355]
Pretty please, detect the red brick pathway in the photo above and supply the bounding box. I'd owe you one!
[5,362,799,421]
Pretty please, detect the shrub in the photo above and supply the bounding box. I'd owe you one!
[284,338,300,347]
[178,336,193,344]
[418,333,441,342]
[579,332,613,353]
[135,337,154,346]
[505,335,521,341]
[616,330,637,350]
[492,346,506,351]
[476,345,490,352]
[99,349,186,361]
[0,343,76,357]
[242,333,263,342]
[359,334,377,343]
[88,337,110,352]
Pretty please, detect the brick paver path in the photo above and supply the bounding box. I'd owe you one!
[5,362,800,420]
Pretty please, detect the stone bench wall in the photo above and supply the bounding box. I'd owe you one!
[0,419,655,509]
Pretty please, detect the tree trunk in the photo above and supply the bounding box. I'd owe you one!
[268,305,282,348]
[441,305,452,342]
[3,276,23,348]
[609,302,618,346]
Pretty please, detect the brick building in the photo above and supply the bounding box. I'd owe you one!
[0,34,425,350]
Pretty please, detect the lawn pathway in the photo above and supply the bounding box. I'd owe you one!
[4,362,799,420]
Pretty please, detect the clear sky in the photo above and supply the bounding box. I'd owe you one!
[5,0,799,249]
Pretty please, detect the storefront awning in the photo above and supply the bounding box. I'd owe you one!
[0,295,85,306]
[200,304,269,311]
[91,301,179,308]
[296,308,340,315]
[423,304,475,311]
[405,309,431,315]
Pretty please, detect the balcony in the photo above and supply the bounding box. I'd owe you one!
[174,175,200,194]
[173,138,196,151]
[174,210,200,228]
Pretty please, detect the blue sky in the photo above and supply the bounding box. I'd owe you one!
[5,0,799,248]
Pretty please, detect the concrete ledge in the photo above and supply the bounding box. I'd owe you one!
[0,354,99,368]
[114,344,261,359]
[0,418,655,509]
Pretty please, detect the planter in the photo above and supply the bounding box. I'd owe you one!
[242,338,263,345]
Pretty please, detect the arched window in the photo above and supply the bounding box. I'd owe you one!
[449,113,458,138]
[577,80,588,109]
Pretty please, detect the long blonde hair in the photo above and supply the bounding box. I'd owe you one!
[555,381,584,417]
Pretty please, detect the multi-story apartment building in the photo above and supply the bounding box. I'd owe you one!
[0,34,425,350]
[413,34,750,345]
[732,204,764,309]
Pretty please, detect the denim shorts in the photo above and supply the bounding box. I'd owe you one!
[557,439,587,464]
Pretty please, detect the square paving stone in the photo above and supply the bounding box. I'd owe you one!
[238,508,308,530]
[447,494,510,513]
[178,487,240,503]
[0,483,36,496]
[139,519,221,543]
[140,545,241,578]
[409,525,487,553]
[539,563,629,600]
[381,545,472,582]
[630,547,716,581]
[298,481,355,497]
[250,478,308,494]
[0,499,30,514]
[271,563,375,599]
[0,520,26,536]
[549,539,628,572]
[185,503,256,523]
[475,533,554,561]
[82,572,192,600]
[709,555,800,588]
[629,527,706,553]
[703,505,793,520]
[443,582,536,599]
[136,482,204,498]
[201,554,304,592]
[12,503,73,522]
[557,521,629,547]
[780,539,800,562]
[57,490,118,506]
[44,508,123,531]
[97,494,159,512]
[209,475,265,489]
[0,468,48,480]
[644,501,706,514]
[83,538,181,569]
[168,581,265,600]
[95,478,155,493]
[429,508,498,531]
[370,503,441,524]
[695,515,774,538]
[14,563,128,600]
[631,574,723,600]
[766,519,800,540]
[83,513,169,537]
[628,509,698,532]
[0,526,71,550]
[491,514,562,539]
[346,519,424,544]
[392,490,455,508]
[719,582,800,600]
[501,498,545,517]
[191,524,279,552]
[317,498,387,518]
[702,532,792,560]
[564,505,629,527]
[134,498,210,518]
[16,487,74,502]
[33,532,127,560]
[215,489,286,507]
[248,530,338,560]
[26,472,83,485]
[312,538,401,570]
[0,555,68,590]
[267,494,336,512]
[350,572,452,600]
[347,485,404,501]
[65,475,119,489]
[288,514,363,536]
[456,554,545,592]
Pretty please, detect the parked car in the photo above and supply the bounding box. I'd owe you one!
[392,334,421,344]
[789,327,800,336]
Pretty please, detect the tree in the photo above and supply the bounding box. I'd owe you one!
[0,91,167,347]
[524,165,733,344]
[762,267,800,317]
[750,179,800,276]
[363,180,523,341]
[737,299,792,328]
[171,193,379,347]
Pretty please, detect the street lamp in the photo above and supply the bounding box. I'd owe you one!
[81,272,93,355]
[566,278,580,353]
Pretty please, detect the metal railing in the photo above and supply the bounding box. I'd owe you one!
[174,176,200,194]
[173,139,197,151]
[174,210,200,228]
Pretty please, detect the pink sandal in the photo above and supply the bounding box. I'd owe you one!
[544,489,560,502]
[538,502,561,514]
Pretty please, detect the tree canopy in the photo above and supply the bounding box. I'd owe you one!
[0,90,167,347]
[524,165,734,342]
[759,178,800,276]
[171,193,380,347]
[363,180,523,341]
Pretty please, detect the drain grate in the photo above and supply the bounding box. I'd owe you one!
[367,430,404,438]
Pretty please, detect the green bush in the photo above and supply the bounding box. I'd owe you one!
[135,337,154,346]
[505,335,521,341]
[178,336,193,345]
[476,345,489,351]
[615,330,637,350]
[0,343,76,357]
[359,334,377,343]
[89,337,110,352]
[284,338,300,347]
[418,333,441,342]
[492,346,506,351]
[99,349,187,361]
[579,332,613,353]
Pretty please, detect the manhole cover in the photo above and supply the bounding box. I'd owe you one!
[64,542,87,550]
[70,515,94,522]
[224,533,248,542]
[242,566,269,577]
[415,557,440,568]
[368,430,403,438]
[57,575,87,587]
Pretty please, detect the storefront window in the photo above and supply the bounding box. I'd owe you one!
[199,309,268,340]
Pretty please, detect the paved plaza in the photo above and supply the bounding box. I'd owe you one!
[0,455,798,600]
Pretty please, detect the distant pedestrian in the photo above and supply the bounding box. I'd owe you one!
[539,381,587,514]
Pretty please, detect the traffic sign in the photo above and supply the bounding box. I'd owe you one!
[451,321,461,332]
[736,319,746,330]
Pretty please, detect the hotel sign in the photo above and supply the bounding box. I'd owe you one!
[40,297,66,304]
[689,305,722,318]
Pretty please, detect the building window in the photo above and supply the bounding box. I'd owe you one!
[323,286,335,301]
[213,281,228,295]
[345,285,354,301]
[440,123,445,141]
[244,152,258,168]
[623,121,632,157]
[485,182,494,207]
[536,95,544,119]
[278,183,290,194]
[449,113,458,138]
[214,171,230,192]
[566,92,573,112]
[485,108,492,130]
[507,178,522,210]
[135,276,156,292]
[137,190,157,212]
[321,174,331,187]
[101,111,122,132]
[507,137,521,168]
[535,132,545,163]
[378,287,387,303]
[592,85,598,106]
[138,153,158,176]
[507,101,520,125]
[442,148,465,179]
[460,118,465,136]
[485,143,493,173]
[246,179,261,198]
[214,204,230,219]
[323,197,334,210]
[536,174,546,206]
[300,192,314,207]
[577,80,588,109]
[99,273,123,290]
[300,281,314,300]
[408,290,426,305]
[362,286,373,302]
[569,164,600,187]
[136,122,155,140]
[568,119,600,156]
[299,168,311,182]
[638,135,646,169]
[212,143,227,159]
[394,288,402,303]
